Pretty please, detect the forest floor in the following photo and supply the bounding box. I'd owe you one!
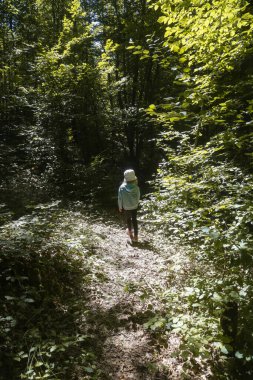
[84,212,184,379]
[1,201,211,379]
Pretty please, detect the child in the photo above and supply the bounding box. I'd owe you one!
[118,169,140,242]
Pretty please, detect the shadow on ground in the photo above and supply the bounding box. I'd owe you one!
[85,299,170,380]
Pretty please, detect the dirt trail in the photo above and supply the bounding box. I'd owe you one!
[85,219,183,379]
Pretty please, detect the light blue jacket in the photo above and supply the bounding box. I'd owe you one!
[118,181,140,210]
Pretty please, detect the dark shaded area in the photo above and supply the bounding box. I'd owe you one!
[0,206,97,379]
[85,301,170,379]
[0,0,166,220]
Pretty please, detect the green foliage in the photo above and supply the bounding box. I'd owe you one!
[35,0,105,165]
[156,0,253,73]
[0,203,100,379]
[0,0,168,206]
[92,0,169,170]
[1,0,253,376]
[141,0,253,377]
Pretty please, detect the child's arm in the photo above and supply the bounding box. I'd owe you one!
[137,186,140,204]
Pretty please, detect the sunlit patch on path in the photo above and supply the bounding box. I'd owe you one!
[84,220,183,379]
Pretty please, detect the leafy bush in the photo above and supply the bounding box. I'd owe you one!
[141,0,253,376]
[141,147,253,373]
[0,202,99,380]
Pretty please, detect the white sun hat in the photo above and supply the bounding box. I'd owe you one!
[124,169,137,182]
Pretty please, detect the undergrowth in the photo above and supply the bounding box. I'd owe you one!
[140,161,253,379]
[0,201,101,380]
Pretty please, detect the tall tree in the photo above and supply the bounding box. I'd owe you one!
[36,0,104,164]
[93,0,169,172]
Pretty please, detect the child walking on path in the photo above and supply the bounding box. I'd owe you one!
[118,169,140,242]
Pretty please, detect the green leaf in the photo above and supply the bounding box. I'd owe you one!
[221,346,229,355]
[212,293,222,301]
[84,367,94,373]
[24,298,35,303]
[235,351,244,359]
[5,296,15,300]
[158,16,169,24]
[35,361,44,367]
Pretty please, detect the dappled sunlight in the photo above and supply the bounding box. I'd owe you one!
[0,203,101,379]
[77,213,184,379]
[1,0,252,378]
[0,201,180,379]
[2,196,251,378]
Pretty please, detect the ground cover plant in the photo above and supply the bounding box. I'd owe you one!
[0,202,103,380]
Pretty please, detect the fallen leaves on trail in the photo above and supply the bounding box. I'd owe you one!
[83,217,185,379]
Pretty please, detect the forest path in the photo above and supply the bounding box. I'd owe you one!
[85,215,182,379]
[1,202,184,379]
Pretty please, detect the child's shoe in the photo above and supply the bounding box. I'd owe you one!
[126,228,134,239]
